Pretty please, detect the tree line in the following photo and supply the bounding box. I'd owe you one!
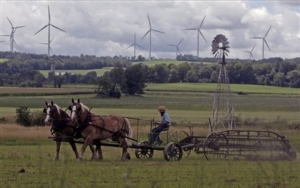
[0,52,299,96]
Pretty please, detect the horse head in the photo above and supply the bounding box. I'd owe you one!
[70,98,86,122]
[44,101,61,124]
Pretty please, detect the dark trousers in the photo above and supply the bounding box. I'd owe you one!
[149,125,168,145]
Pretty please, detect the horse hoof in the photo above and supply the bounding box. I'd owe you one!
[126,154,131,160]
[77,158,82,161]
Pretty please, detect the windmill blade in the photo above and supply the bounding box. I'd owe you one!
[48,5,51,22]
[178,38,184,45]
[250,53,255,59]
[243,51,250,53]
[13,39,17,47]
[177,47,181,54]
[126,43,134,49]
[40,42,48,45]
[199,30,207,42]
[147,13,151,28]
[35,25,48,35]
[152,29,165,34]
[1,35,10,37]
[141,30,150,40]
[264,26,272,38]
[264,39,271,51]
[184,28,197,30]
[251,44,256,52]
[51,24,66,33]
[199,15,206,28]
[167,44,176,47]
[49,46,53,53]
[15,26,26,29]
[136,44,145,49]
[50,36,54,43]
[6,17,13,27]
[250,37,262,39]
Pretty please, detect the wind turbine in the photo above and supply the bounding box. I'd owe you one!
[250,26,272,59]
[141,13,165,61]
[167,38,184,59]
[35,5,66,57]
[4,17,25,52]
[127,33,144,59]
[185,15,207,60]
[243,45,256,60]
[40,36,54,54]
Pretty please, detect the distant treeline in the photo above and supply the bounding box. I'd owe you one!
[0,52,300,92]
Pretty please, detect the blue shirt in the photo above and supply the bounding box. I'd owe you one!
[161,112,171,127]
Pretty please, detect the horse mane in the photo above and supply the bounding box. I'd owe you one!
[79,102,89,113]
[53,104,61,116]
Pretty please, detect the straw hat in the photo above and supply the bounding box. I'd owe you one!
[158,106,166,112]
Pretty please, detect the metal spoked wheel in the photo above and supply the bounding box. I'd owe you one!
[163,142,183,161]
[134,141,154,159]
[168,130,191,157]
[203,132,229,160]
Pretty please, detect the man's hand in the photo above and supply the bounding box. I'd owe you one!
[154,121,159,125]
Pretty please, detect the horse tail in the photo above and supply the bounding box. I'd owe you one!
[124,118,133,146]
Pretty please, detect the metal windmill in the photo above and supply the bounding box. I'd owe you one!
[141,13,165,61]
[243,44,256,60]
[250,26,271,59]
[167,38,184,59]
[2,17,25,52]
[184,15,207,60]
[35,5,66,73]
[209,34,235,132]
[127,33,144,59]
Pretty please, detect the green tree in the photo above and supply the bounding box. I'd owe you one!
[124,63,146,95]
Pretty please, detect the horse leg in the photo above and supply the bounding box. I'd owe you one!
[96,144,103,160]
[54,141,61,160]
[88,143,98,160]
[78,136,93,161]
[120,138,130,161]
[69,141,79,159]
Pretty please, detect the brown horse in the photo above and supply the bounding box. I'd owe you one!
[44,101,98,160]
[70,99,133,161]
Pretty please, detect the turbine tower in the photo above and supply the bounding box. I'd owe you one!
[127,33,144,59]
[5,17,25,52]
[250,26,271,59]
[35,5,66,57]
[185,15,207,60]
[209,34,235,132]
[243,45,256,60]
[167,38,184,59]
[141,13,165,61]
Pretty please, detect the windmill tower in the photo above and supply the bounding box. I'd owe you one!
[209,34,235,132]
[35,5,66,73]
[243,44,256,60]
[127,33,144,60]
[2,17,25,52]
[141,13,165,61]
[250,26,271,59]
[167,38,184,59]
[184,15,207,61]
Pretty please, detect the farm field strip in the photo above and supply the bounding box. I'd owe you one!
[38,67,113,77]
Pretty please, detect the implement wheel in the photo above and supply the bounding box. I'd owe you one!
[163,142,183,161]
[134,141,154,159]
[203,132,229,160]
[168,130,191,157]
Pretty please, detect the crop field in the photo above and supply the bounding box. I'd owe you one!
[38,67,113,77]
[0,84,300,187]
[132,59,213,67]
[0,58,9,63]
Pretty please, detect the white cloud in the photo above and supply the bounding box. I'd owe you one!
[0,0,299,60]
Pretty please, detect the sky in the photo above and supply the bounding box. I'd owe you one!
[0,0,299,60]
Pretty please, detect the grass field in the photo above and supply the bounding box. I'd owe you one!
[0,58,9,63]
[38,67,113,77]
[132,59,213,67]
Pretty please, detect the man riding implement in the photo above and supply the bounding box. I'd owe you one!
[150,106,171,145]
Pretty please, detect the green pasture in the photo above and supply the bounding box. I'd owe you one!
[132,60,213,67]
[0,58,9,63]
[0,141,300,188]
[38,67,113,77]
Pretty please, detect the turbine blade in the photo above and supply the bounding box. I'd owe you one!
[199,15,206,28]
[136,44,145,49]
[1,35,10,37]
[16,26,26,29]
[127,44,134,49]
[152,29,165,34]
[147,13,151,28]
[141,30,150,40]
[6,17,13,27]
[51,24,66,33]
[178,38,184,45]
[251,44,256,52]
[250,37,262,39]
[264,39,271,51]
[35,25,48,35]
[50,36,54,43]
[184,28,197,30]
[199,31,207,42]
[48,5,51,22]
[167,44,176,46]
[251,53,255,59]
[264,26,272,38]
[40,42,48,45]
[177,47,181,54]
